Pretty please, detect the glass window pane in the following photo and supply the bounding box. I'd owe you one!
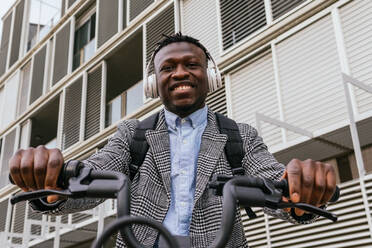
[106,95,122,126]
[126,81,143,116]
[84,38,95,63]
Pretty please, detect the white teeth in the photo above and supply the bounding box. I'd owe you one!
[175,85,191,90]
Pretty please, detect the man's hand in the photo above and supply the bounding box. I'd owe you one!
[282,158,336,216]
[9,146,64,203]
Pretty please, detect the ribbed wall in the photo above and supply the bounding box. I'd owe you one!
[17,61,31,116]
[0,129,16,188]
[85,66,102,140]
[340,0,372,115]
[241,208,267,247]
[52,22,70,86]
[0,12,12,76]
[0,199,8,232]
[62,78,82,150]
[220,0,266,50]
[9,0,24,67]
[97,0,118,48]
[146,5,175,73]
[182,0,220,60]
[271,0,306,20]
[206,81,227,116]
[269,179,372,247]
[10,201,26,245]
[276,14,346,142]
[129,0,153,21]
[229,49,282,148]
[30,45,47,104]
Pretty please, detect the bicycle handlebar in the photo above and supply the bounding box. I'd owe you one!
[9,161,340,248]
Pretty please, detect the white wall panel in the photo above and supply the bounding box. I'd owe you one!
[229,50,282,148]
[276,15,347,142]
[182,0,220,60]
[1,73,20,130]
[340,0,372,115]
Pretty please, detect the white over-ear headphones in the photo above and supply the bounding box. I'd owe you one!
[144,48,223,99]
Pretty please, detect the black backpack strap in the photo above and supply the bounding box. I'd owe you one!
[129,112,159,180]
[215,112,257,219]
[215,113,245,176]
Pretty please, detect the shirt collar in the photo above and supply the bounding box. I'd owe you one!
[164,105,208,129]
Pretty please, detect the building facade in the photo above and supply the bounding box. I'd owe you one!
[0,0,371,247]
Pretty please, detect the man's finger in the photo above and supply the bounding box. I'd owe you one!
[34,145,48,189]
[311,162,326,207]
[286,159,302,203]
[20,148,36,191]
[321,165,337,204]
[9,150,27,191]
[44,149,63,190]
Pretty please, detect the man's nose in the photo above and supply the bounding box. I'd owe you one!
[172,64,189,79]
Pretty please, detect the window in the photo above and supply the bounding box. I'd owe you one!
[1,73,19,130]
[30,96,60,148]
[105,30,143,127]
[17,61,32,116]
[219,0,266,50]
[73,10,96,71]
[105,80,144,127]
[25,0,62,52]
[271,0,307,20]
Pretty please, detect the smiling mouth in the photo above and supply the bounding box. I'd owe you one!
[170,83,195,92]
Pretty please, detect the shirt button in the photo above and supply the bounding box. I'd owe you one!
[180,202,186,207]
[181,170,186,175]
[181,119,186,124]
[183,139,187,144]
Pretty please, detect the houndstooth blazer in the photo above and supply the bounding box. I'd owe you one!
[35,108,312,247]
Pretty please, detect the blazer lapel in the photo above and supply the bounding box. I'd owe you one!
[145,110,172,201]
[194,110,227,205]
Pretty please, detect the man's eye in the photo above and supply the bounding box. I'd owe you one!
[187,63,199,68]
[161,66,173,71]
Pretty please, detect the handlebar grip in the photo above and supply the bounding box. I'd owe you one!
[275,180,340,203]
[8,160,83,189]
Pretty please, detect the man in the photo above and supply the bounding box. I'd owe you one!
[9,33,336,247]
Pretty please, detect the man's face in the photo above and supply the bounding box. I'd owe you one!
[154,42,209,117]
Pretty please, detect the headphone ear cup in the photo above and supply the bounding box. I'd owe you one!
[144,74,158,98]
[207,67,222,93]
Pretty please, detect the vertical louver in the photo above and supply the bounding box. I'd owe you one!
[276,15,345,143]
[0,199,8,232]
[85,66,102,140]
[271,0,306,20]
[129,0,153,21]
[182,0,220,60]
[98,0,118,47]
[229,49,282,148]
[0,12,12,76]
[11,201,26,245]
[0,129,16,188]
[9,0,24,67]
[206,80,227,116]
[219,0,266,50]
[17,61,31,116]
[340,0,372,115]
[52,22,71,86]
[62,78,82,150]
[146,5,175,73]
[30,45,47,104]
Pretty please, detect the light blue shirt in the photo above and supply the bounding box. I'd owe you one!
[163,106,208,235]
